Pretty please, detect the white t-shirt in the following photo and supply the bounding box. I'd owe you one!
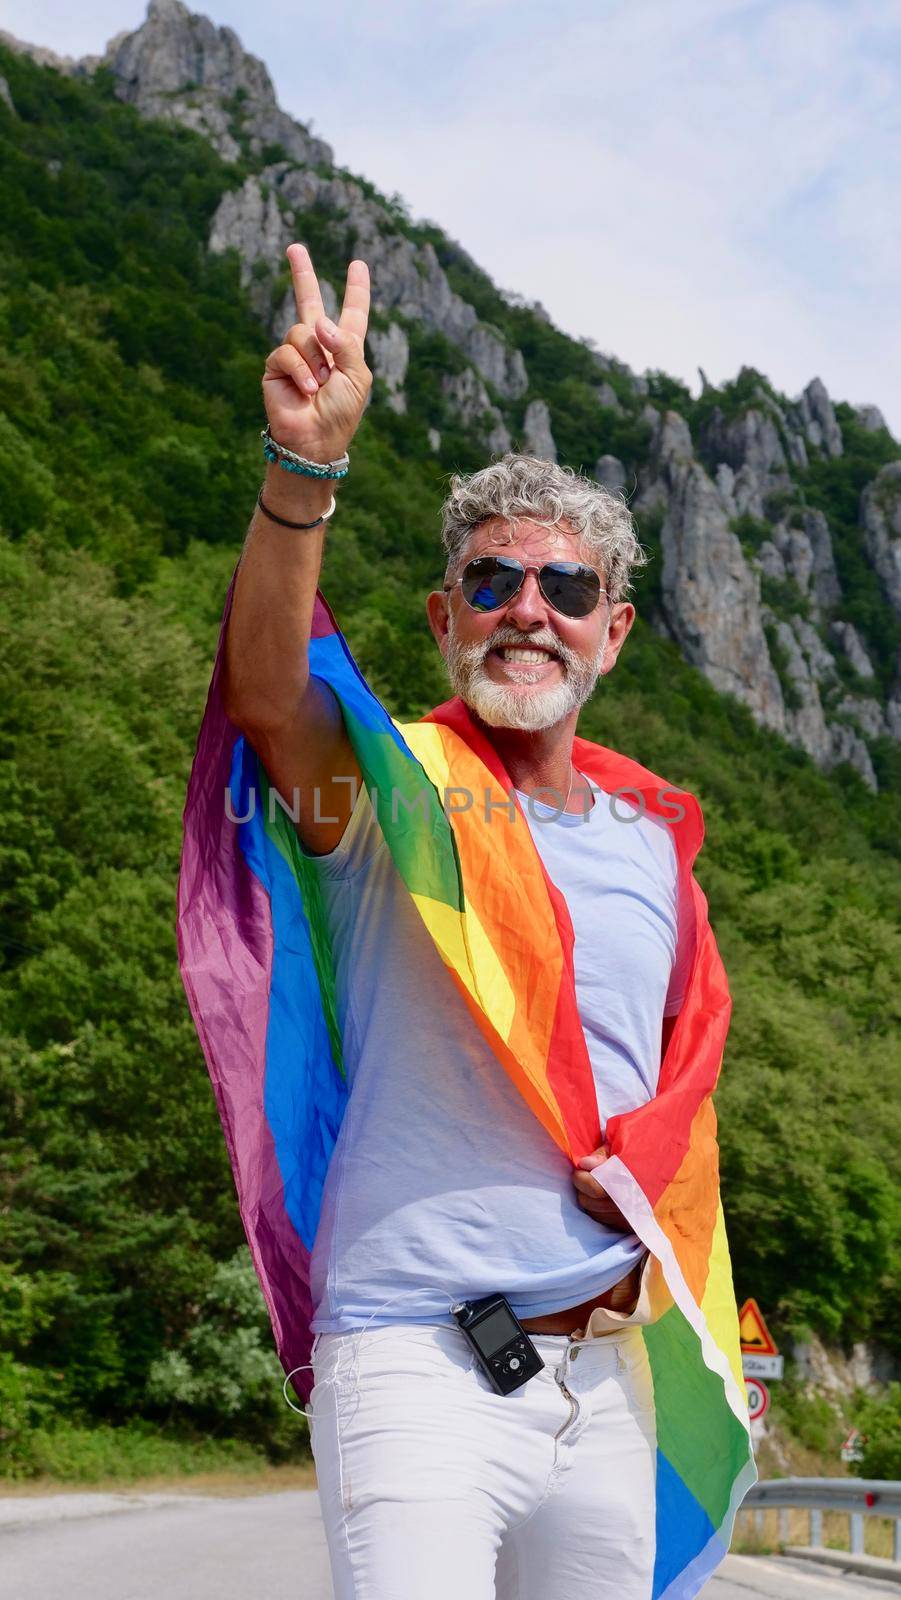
[308,776,692,1333]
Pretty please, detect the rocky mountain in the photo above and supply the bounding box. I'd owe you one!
[5,0,900,790]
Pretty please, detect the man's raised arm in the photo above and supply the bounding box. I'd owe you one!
[222,245,372,855]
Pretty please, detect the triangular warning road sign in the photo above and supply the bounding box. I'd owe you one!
[738,1298,778,1355]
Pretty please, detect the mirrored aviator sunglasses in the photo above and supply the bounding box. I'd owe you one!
[453,555,604,619]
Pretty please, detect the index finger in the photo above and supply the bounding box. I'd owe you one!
[338,259,371,342]
[287,243,325,325]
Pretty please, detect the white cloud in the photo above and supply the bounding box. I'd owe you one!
[5,0,900,426]
[292,0,901,424]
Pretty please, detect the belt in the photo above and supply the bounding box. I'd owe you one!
[519,1259,645,1336]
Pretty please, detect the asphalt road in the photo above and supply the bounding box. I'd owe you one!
[1,1492,899,1600]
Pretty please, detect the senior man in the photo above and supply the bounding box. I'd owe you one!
[181,245,750,1600]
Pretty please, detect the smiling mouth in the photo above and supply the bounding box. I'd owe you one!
[490,645,561,667]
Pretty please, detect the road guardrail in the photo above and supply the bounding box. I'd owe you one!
[744,1477,901,1563]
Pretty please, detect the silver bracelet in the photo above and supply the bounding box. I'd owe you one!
[261,425,349,479]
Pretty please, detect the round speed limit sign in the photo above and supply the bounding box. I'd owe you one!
[746,1378,770,1422]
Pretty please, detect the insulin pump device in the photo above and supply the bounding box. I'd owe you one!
[452,1293,545,1395]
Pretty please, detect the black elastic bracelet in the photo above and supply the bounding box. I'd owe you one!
[256,489,337,530]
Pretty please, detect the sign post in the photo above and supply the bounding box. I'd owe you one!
[745,1377,770,1423]
[739,1299,782,1438]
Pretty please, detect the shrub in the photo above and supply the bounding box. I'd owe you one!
[855,1385,901,1479]
[146,1250,309,1459]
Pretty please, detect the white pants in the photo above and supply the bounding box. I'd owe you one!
[309,1321,657,1599]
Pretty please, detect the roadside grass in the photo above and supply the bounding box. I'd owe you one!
[0,1461,318,1498]
[0,1420,314,1494]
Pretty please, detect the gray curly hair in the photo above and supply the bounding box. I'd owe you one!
[440,453,647,603]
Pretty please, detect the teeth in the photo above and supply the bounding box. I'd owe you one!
[499,648,554,664]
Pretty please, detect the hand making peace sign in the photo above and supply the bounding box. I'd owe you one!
[262,244,372,464]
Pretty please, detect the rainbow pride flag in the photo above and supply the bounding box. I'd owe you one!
[178,583,756,1599]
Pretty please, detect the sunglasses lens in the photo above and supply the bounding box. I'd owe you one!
[539,564,601,618]
[460,557,524,611]
[458,558,601,617]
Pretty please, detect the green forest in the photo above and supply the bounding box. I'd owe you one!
[0,43,899,1481]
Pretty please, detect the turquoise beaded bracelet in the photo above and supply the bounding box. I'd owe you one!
[261,426,349,479]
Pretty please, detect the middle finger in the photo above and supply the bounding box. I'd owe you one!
[572,1169,606,1200]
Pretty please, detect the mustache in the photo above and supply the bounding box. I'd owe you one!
[470,629,586,674]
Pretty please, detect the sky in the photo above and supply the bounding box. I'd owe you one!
[6,0,901,431]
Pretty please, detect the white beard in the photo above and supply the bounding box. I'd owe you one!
[444,615,609,732]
